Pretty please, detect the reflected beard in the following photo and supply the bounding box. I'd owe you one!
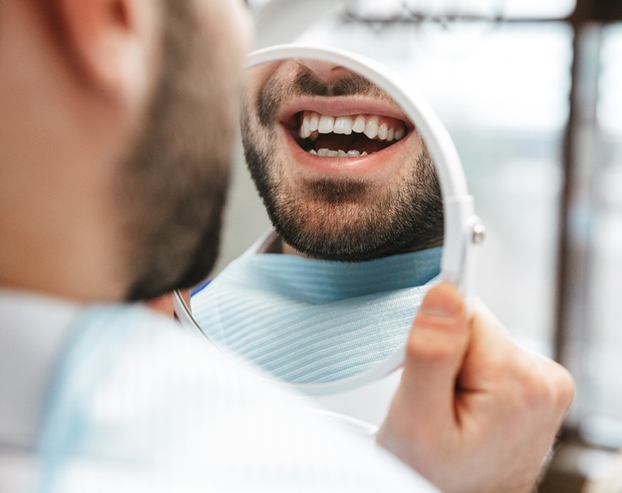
[242,123,444,261]
[120,2,232,301]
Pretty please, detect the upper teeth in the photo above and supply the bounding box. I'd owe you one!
[299,111,406,141]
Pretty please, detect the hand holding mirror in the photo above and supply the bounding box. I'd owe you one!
[174,45,483,398]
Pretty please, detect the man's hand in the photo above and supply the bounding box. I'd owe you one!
[377,283,574,493]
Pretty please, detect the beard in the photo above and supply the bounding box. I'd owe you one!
[241,67,444,262]
[120,1,236,301]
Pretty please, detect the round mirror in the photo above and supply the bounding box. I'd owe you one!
[174,45,478,396]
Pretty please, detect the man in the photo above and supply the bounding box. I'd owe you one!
[190,61,444,383]
[243,60,443,261]
[0,2,573,493]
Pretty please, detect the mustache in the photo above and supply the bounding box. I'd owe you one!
[256,66,391,127]
[290,66,379,97]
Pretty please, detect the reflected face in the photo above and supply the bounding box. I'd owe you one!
[242,60,443,261]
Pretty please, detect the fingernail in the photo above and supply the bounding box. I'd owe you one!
[420,290,462,318]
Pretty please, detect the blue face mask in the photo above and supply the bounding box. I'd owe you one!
[190,247,442,385]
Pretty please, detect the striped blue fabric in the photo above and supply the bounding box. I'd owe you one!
[191,248,442,384]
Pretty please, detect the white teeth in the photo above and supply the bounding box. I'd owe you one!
[300,112,320,138]
[311,148,366,158]
[364,116,379,139]
[378,123,388,140]
[308,113,319,132]
[333,116,353,135]
[318,115,335,134]
[299,112,406,142]
[352,115,366,133]
[300,122,311,139]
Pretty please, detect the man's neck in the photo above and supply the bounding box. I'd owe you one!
[281,239,305,257]
[274,234,443,259]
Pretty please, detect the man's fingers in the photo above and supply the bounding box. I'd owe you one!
[399,282,469,422]
[460,301,575,417]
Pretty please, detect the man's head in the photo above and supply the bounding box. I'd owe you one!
[0,0,251,301]
[241,60,443,261]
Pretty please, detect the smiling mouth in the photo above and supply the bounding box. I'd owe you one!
[284,111,410,158]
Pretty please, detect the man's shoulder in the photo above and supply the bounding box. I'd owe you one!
[39,302,438,493]
[66,302,249,382]
[53,302,294,414]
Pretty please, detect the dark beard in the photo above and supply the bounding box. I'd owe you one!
[241,67,444,262]
[242,128,444,262]
[121,1,233,301]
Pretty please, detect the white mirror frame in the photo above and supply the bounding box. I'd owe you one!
[174,44,483,396]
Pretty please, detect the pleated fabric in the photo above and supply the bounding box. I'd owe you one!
[191,247,442,384]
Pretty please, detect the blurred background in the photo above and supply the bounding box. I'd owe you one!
[217,1,622,490]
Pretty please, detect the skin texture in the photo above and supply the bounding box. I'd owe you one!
[0,2,575,492]
[241,60,444,261]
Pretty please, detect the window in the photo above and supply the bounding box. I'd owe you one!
[242,0,622,450]
[575,24,622,446]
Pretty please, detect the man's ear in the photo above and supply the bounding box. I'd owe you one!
[53,0,159,103]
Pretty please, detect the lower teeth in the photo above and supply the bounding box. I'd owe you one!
[310,148,368,157]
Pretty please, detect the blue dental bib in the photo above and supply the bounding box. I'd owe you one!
[191,247,441,385]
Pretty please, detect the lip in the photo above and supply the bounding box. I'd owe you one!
[279,123,412,178]
[276,95,413,128]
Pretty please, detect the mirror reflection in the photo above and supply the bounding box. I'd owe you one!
[188,58,445,385]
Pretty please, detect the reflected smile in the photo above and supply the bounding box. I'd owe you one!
[295,111,407,157]
[275,96,414,176]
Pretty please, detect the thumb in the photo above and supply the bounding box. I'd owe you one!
[399,282,470,424]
